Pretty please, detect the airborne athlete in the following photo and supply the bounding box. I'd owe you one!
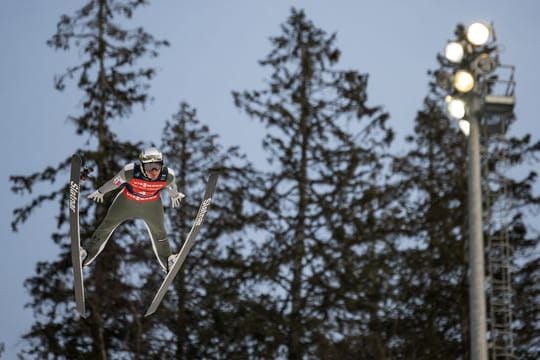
[81,147,185,272]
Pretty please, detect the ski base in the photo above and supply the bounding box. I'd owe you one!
[70,154,86,318]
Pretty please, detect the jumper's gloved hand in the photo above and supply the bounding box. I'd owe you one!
[88,190,104,203]
[170,192,185,208]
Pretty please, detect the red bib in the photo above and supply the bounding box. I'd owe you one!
[122,164,168,202]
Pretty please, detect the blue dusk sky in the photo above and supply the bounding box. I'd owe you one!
[1,1,539,357]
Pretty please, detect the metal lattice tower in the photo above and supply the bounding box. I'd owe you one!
[480,64,517,360]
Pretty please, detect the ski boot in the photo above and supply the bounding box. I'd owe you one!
[167,254,178,272]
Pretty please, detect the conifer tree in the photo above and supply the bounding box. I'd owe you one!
[10,1,168,358]
[154,102,265,358]
[233,8,395,358]
[390,98,471,357]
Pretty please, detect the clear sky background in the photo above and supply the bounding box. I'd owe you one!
[1,0,539,357]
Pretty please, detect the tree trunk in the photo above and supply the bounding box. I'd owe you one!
[289,91,309,359]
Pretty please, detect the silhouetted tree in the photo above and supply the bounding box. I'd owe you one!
[390,98,471,358]
[10,1,168,358]
[152,102,266,358]
[233,8,395,359]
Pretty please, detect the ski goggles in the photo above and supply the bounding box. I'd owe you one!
[143,162,162,173]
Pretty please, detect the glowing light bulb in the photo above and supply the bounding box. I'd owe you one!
[458,119,471,136]
[453,70,475,93]
[445,42,464,63]
[467,23,490,46]
[446,97,466,119]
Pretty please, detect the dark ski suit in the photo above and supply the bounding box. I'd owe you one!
[83,163,181,270]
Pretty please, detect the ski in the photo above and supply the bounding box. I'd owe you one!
[69,154,86,318]
[145,173,219,317]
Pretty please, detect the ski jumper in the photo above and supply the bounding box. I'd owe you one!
[83,163,180,270]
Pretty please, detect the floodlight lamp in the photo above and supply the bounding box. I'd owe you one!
[472,53,497,74]
[458,119,471,136]
[467,22,491,46]
[445,42,464,63]
[453,70,475,93]
[446,97,466,119]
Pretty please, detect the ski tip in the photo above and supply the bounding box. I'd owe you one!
[207,166,223,174]
[144,309,156,317]
[208,172,219,184]
[71,154,83,167]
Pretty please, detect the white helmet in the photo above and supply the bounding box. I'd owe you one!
[139,147,163,164]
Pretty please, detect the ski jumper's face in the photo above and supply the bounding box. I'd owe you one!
[147,168,161,180]
[144,162,162,180]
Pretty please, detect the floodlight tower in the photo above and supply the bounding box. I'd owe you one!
[438,22,515,360]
